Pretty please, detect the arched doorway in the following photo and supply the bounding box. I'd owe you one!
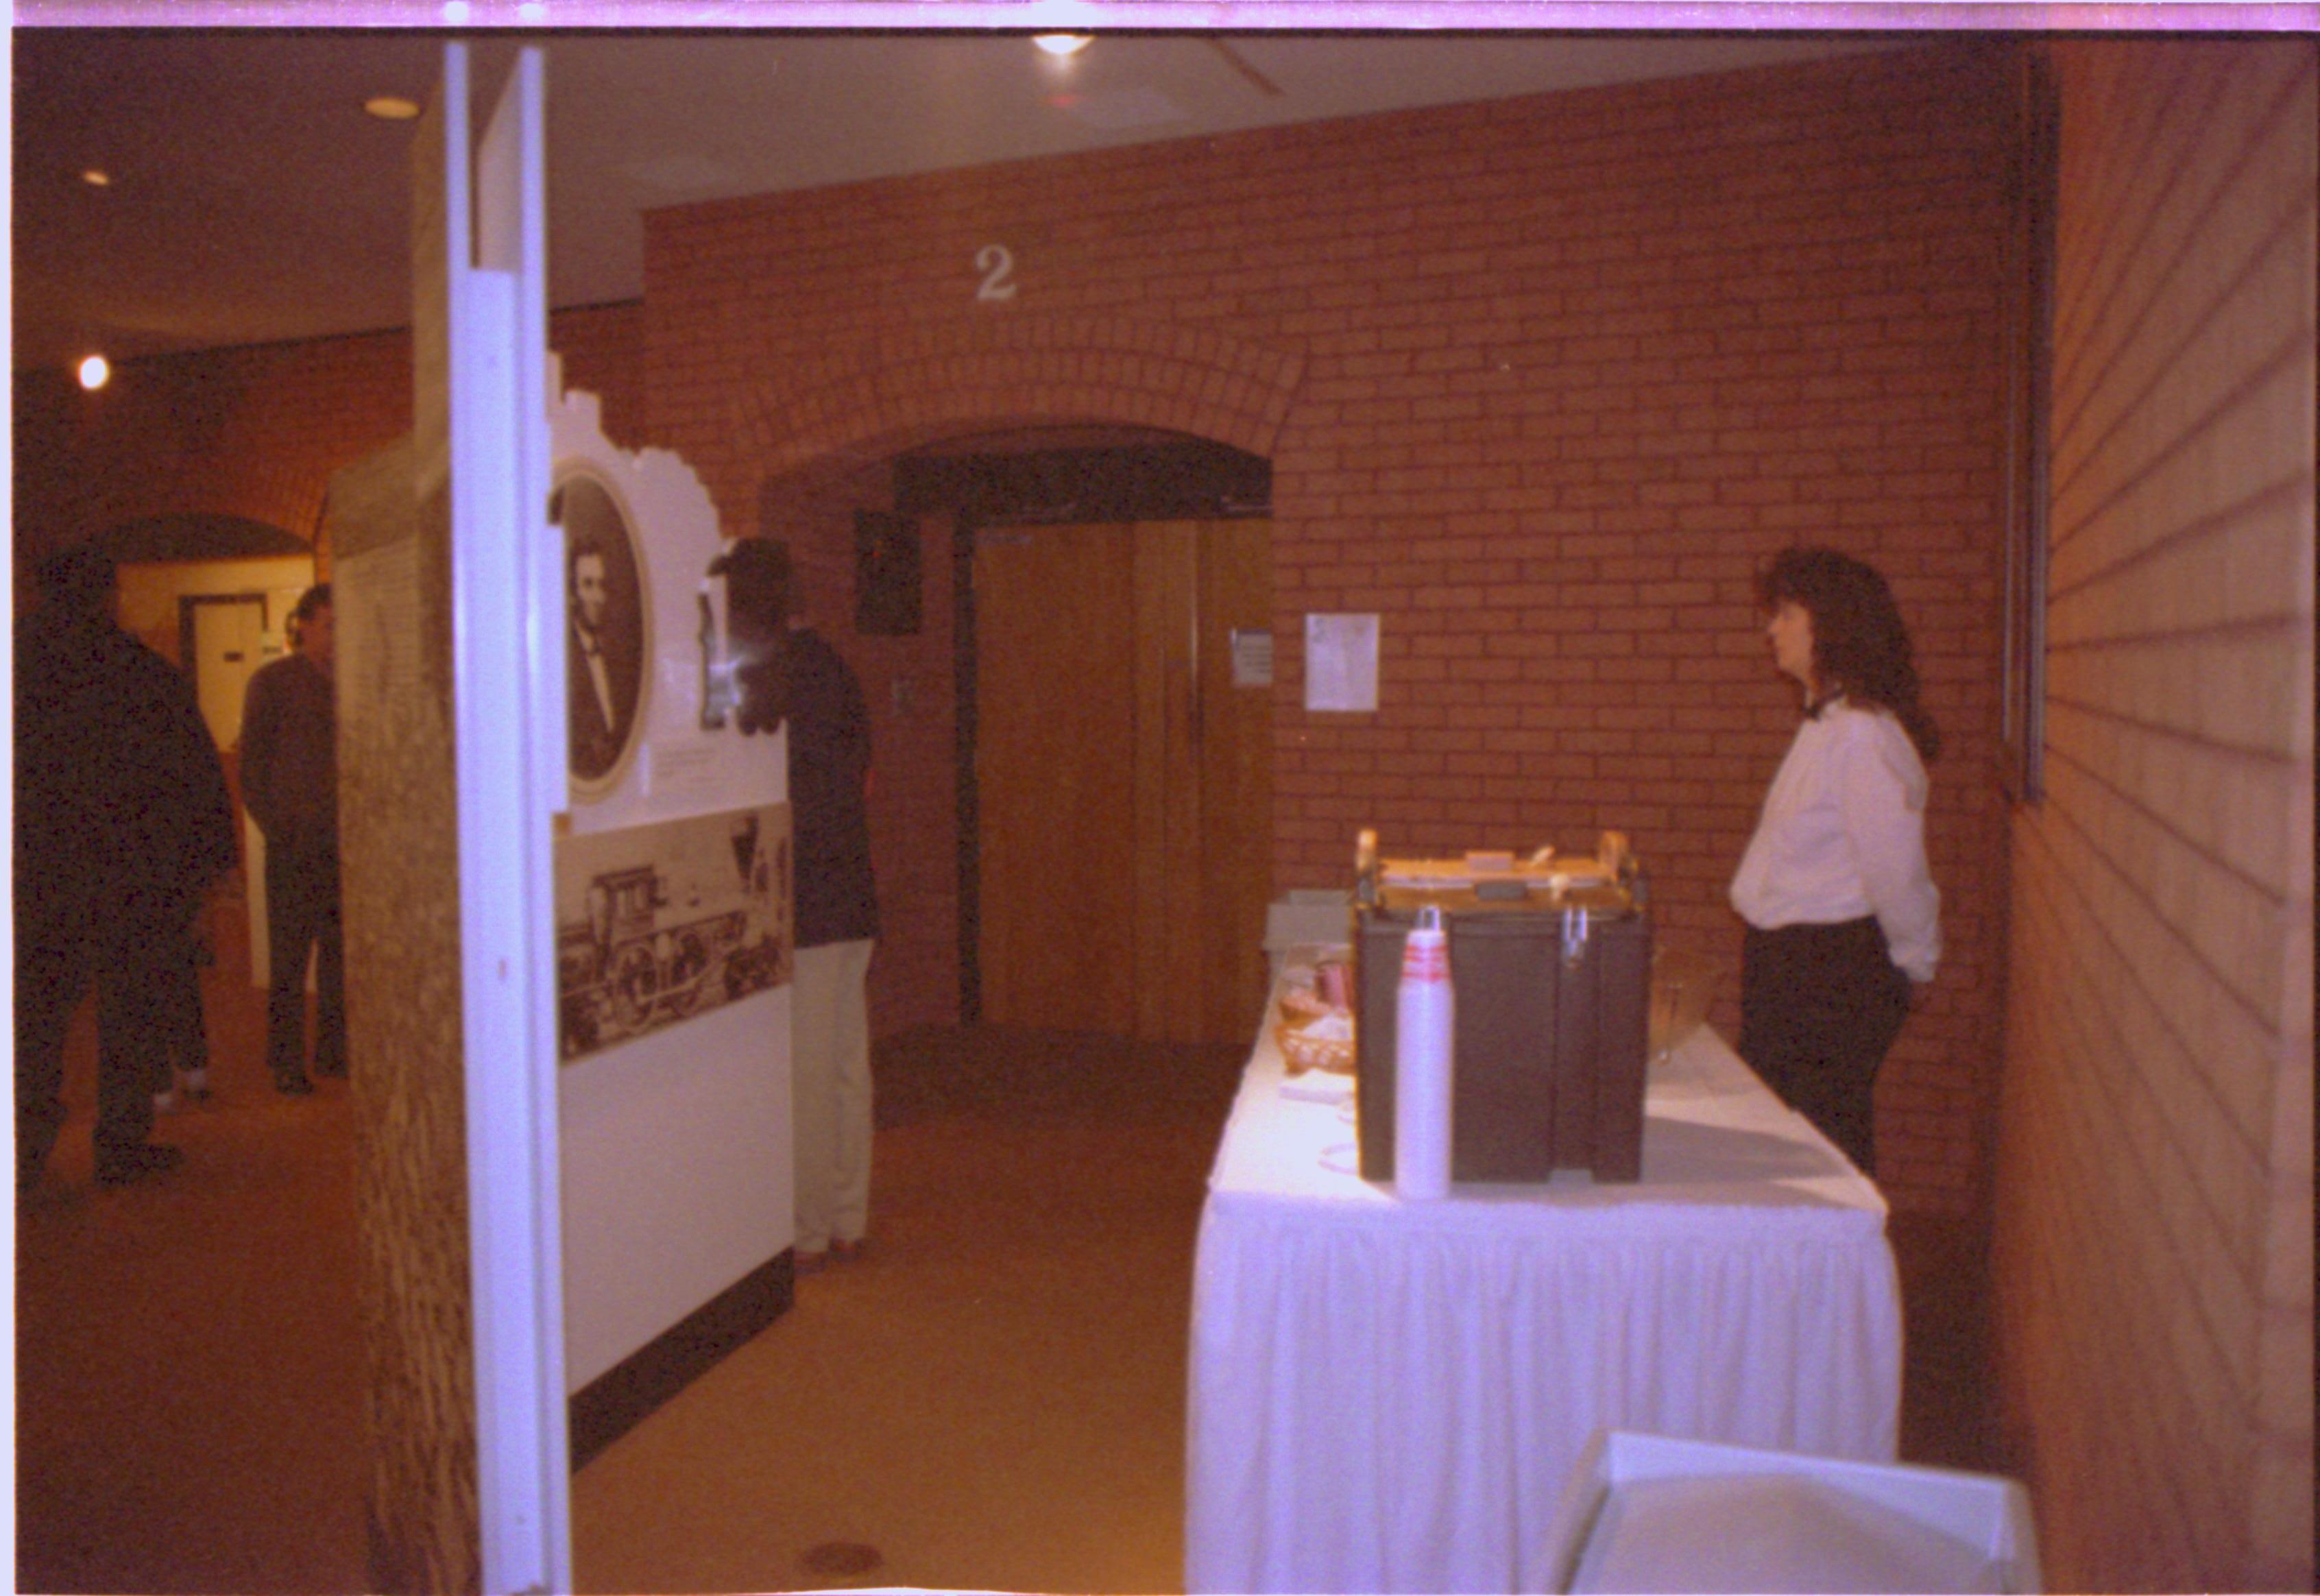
[93,511,315,745]
[896,430,1274,1047]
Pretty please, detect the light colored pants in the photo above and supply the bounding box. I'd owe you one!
[792,938,873,1255]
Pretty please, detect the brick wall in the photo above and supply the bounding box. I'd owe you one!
[14,330,411,579]
[1991,41,2315,1592]
[11,301,644,583]
[644,41,2018,1213]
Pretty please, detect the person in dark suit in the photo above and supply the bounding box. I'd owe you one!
[241,583,346,1094]
[15,544,237,1189]
[568,532,636,782]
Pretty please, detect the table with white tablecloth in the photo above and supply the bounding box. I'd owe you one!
[1184,982,1904,1595]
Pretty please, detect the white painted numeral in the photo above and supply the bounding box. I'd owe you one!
[976,243,1017,302]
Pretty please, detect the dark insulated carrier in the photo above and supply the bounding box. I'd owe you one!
[1355,873,1652,1185]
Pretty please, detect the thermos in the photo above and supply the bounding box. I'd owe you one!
[1394,905,1454,1199]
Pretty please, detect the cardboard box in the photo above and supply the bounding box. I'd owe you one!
[1545,1429,2041,1594]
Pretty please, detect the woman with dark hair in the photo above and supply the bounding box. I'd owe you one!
[1729,546,1940,1176]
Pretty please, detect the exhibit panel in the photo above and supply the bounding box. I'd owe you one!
[548,369,795,1397]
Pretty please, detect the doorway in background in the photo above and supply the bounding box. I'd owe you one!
[973,516,1272,1047]
[182,592,274,750]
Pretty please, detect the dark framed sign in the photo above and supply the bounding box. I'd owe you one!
[554,468,652,795]
[855,509,922,636]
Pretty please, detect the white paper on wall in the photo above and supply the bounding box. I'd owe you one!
[1305,612,1380,712]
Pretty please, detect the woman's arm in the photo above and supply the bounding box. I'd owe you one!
[1835,715,1940,984]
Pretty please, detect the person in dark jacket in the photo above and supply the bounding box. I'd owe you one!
[240,583,345,1093]
[785,566,878,1270]
[14,544,237,1189]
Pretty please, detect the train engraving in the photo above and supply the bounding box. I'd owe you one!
[555,804,791,1063]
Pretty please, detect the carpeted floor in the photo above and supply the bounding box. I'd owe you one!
[14,898,1999,1594]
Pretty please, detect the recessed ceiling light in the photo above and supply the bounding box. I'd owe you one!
[1035,34,1092,57]
[78,355,111,391]
[82,168,111,187]
[365,95,422,121]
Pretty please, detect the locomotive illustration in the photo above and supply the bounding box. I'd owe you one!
[556,806,791,1062]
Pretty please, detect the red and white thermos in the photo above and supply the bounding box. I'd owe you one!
[1394,905,1454,1200]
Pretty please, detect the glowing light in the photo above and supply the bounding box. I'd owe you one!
[364,95,422,121]
[1035,33,1092,56]
[442,0,470,21]
[77,355,111,391]
[82,169,111,187]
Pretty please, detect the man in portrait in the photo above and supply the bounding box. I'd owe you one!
[568,529,639,782]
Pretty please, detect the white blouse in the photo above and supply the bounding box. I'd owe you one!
[1730,699,1941,984]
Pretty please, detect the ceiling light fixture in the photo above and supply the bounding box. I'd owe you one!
[1034,34,1093,57]
[365,95,423,121]
[77,355,111,391]
[82,169,111,187]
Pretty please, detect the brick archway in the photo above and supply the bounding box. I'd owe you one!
[730,317,1305,485]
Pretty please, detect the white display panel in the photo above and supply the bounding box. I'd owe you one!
[547,365,795,1392]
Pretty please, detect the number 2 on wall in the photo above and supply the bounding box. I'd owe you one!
[976,243,1017,302]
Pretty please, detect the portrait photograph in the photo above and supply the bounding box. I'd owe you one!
[555,468,649,793]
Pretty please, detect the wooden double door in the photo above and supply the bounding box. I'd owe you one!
[975,519,1272,1046]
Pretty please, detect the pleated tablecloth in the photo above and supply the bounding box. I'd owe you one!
[1185,1000,1903,1595]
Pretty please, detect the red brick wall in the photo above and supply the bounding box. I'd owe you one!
[1992,41,2314,1591]
[643,42,2018,1214]
[14,330,411,578]
[547,301,647,454]
[12,302,644,582]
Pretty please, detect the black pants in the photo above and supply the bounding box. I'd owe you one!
[148,930,212,1091]
[16,906,173,1179]
[265,837,346,1082]
[1738,917,1911,1176]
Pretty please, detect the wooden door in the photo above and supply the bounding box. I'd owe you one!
[1192,520,1274,1043]
[974,523,1139,1032]
[976,518,1272,1045]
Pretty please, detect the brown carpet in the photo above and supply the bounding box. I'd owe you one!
[15,900,1998,1594]
[15,895,370,1595]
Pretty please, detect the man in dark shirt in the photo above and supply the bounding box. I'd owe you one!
[786,568,878,1269]
[240,583,345,1093]
[15,545,237,1189]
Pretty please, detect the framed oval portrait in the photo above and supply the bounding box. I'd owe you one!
[553,466,652,798]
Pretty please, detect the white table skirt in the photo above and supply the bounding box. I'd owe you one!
[1185,979,1903,1595]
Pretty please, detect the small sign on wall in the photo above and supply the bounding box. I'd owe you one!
[1231,627,1274,688]
[856,509,921,636]
[1305,613,1379,713]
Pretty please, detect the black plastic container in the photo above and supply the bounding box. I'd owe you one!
[1355,877,1651,1185]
